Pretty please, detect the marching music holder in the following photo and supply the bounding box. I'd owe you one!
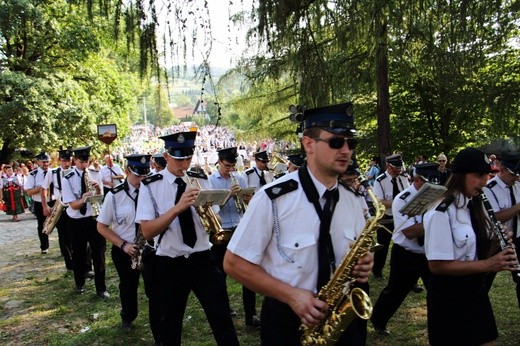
[399,183,447,217]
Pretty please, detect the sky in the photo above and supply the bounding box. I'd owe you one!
[157,0,254,71]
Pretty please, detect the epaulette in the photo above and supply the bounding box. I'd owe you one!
[376,174,387,182]
[52,168,59,175]
[112,183,126,194]
[29,169,38,177]
[187,170,207,180]
[486,180,497,189]
[64,171,75,179]
[399,191,411,200]
[264,179,298,200]
[435,195,455,212]
[245,168,255,176]
[142,174,163,186]
[88,168,99,173]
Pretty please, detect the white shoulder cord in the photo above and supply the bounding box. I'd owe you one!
[272,199,295,263]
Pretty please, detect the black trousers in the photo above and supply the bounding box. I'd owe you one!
[33,201,49,250]
[55,209,73,270]
[261,284,369,346]
[141,249,163,344]
[156,251,239,346]
[69,217,106,291]
[211,240,258,319]
[112,246,140,323]
[371,244,431,329]
[373,215,395,276]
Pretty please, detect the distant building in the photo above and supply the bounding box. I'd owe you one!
[171,100,208,121]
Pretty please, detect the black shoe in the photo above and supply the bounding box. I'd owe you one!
[374,327,390,336]
[75,286,85,294]
[96,290,110,299]
[121,321,132,332]
[245,315,261,327]
[41,249,49,254]
[84,271,95,279]
[373,272,384,279]
[412,284,424,293]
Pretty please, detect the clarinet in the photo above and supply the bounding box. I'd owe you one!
[479,192,520,275]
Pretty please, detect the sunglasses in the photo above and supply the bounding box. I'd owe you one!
[438,160,446,162]
[313,137,357,150]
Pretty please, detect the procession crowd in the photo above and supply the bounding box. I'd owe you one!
[1,106,519,346]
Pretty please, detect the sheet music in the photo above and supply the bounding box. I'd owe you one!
[399,183,447,217]
[194,189,230,207]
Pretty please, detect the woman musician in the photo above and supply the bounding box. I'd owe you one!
[423,148,519,346]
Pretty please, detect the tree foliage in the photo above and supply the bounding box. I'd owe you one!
[224,0,520,163]
[0,0,143,163]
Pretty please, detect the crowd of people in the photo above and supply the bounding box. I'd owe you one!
[1,107,519,345]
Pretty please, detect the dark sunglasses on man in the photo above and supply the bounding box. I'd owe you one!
[312,137,357,150]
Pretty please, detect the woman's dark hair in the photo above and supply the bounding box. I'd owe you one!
[443,173,491,259]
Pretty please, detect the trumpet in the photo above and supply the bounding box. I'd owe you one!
[230,172,247,214]
[183,171,233,245]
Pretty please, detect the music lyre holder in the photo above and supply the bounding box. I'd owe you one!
[399,183,447,217]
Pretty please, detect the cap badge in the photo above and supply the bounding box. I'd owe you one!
[177,134,185,144]
[140,156,146,164]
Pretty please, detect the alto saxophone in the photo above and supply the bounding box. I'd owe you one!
[301,175,385,345]
[131,225,146,270]
[84,169,103,216]
[230,172,247,214]
[183,171,233,244]
[42,195,66,235]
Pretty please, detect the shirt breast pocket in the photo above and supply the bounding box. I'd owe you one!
[279,233,316,274]
[115,205,134,226]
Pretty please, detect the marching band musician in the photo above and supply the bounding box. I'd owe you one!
[242,150,272,192]
[135,131,239,346]
[372,154,411,279]
[370,163,438,336]
[208,147,260,327]
[423,148,518,345]
[41,149,74,270]
[483,151,520,307]
[151,153,166,174]
[286,151,305,173]
[97,154,161,341]
[61,146,109,298]
[224,103,374,345]
[24,152,53,254]
[101,154,125,196]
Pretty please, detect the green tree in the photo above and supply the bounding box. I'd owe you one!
[0,0,141,163]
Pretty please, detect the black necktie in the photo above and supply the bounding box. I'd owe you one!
[175,178,197,248]
[80,171,87,215]
[259,170,267,186]
[317,188,338,291]
[134,188,140,237]
[43,170,47,178]
[509,186,517,239]
[391,177,399,199]
[134,188,139,208]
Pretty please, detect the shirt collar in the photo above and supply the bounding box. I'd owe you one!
[306,166,338,198]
